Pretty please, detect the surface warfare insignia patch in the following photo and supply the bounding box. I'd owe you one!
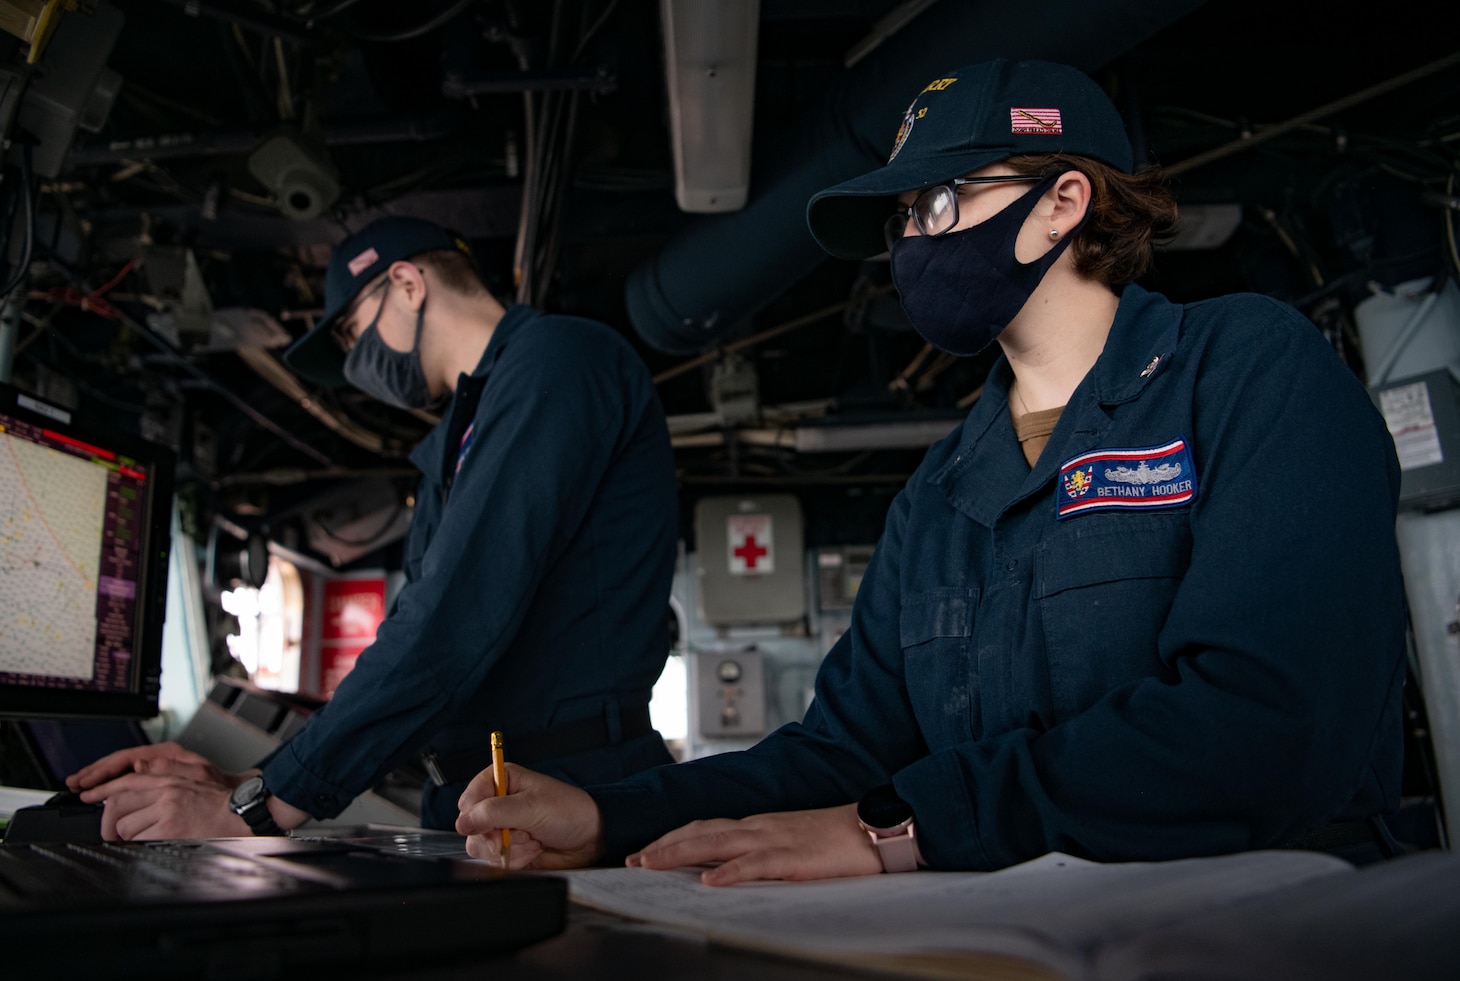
[1057,437,1198,519]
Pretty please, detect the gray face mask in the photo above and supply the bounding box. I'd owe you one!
[342,282,436,410]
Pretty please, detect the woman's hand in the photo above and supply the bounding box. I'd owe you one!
[627,804,882,886]
[455,763,605,870]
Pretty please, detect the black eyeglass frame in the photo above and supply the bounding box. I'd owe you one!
[330,277,390,353]
[883,175,1045,254]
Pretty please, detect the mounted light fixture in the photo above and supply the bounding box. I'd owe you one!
[659,0,760,213]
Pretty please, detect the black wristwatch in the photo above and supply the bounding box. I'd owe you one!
[228,775,285,836]
[856,784,919,872]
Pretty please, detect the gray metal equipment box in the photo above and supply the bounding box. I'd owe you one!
[694,494,805,625]
[1373,369,1460,511]
[815,545,875,612]
[694,650,767,738]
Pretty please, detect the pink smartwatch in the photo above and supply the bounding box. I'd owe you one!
[856,784,918,872]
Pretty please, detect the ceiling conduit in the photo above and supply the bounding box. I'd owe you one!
[626,0,1212,355]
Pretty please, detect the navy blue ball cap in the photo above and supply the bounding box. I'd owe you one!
[283,216,472,387]
[806,59,1135,261]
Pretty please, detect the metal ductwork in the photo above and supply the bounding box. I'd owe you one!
[626,0,1213,355]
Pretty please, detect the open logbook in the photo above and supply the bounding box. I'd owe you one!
[559,849,1460,981]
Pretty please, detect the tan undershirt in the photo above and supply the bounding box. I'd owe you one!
[1011,403,1066,467]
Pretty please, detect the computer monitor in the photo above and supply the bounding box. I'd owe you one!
[0,382,174,720]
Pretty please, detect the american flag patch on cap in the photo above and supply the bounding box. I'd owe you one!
[1011,107,1062,135]
[347,247,380,277]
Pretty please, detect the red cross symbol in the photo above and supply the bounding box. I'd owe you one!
[734,535,768,569]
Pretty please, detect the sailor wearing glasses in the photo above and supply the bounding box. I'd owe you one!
[456,59,1406,881]
[68,217,678,840]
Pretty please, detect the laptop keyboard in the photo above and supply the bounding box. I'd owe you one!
[0,836,569,975]
[0,840,314,901]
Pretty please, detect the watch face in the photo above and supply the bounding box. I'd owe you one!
[231,775,266,809]
[857,784,913,831]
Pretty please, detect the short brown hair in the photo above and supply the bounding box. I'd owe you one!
[1003,154,1177,286]
[416,248,488,298]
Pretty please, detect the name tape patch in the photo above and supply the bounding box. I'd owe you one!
[1057,437,1198,519]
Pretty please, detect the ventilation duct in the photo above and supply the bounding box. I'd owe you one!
[627,0,1212,355]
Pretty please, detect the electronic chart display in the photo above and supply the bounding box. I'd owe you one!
[0,385,173,720]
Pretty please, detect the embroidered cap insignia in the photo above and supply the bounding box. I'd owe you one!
[888,103,916,162]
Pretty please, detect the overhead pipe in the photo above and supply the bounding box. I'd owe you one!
[626,0,1213,355]
[108,305,337,467]
[148,0,313,43]
[1163,48,1460,178]
[64,110,461,167]
[843,0,942,69]
[440,67,617,98]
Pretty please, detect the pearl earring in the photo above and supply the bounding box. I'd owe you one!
[1048,229,1060,240]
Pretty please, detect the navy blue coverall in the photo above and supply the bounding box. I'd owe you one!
[262,305,678,828]
[589,284,1407,870]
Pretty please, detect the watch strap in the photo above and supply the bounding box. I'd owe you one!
[866,824,919,873]
[239,801,284,836]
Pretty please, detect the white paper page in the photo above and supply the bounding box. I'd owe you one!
[0,786,54,821]
[1091,852,1460,981]
[560,851,1352,980]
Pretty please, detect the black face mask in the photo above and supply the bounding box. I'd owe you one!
[342,282,436,410]
[890,175,1082,357]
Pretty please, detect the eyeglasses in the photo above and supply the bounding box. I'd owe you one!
[330,277,389,353]
[883,175,1045,254]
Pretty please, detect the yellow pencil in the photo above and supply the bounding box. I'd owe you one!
[491,731,510,869]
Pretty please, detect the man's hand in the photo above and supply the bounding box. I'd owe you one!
[69,742,311,840]
[66,741,229,793]
[80,766,252,840]
[626,804,882,886]
[455,764,604,870]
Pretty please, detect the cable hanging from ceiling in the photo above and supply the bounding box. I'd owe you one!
[508,0,579,307]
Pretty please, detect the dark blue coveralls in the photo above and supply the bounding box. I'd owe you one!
[589,284,1407,870]
[262,305,678,828]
